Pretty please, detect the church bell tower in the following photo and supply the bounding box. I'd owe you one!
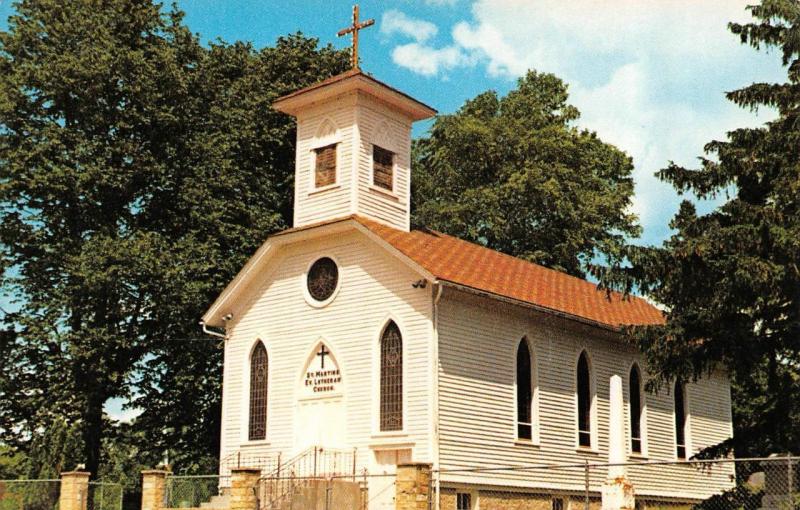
[272,6,436,232]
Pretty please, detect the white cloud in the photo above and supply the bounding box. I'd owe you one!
[381,10,439,43]
[381,10,471,77]
[104,397,143,423]
[452,0,758,80]
[392,42,469,77]
[570,61,772,235]
[384,0,783,243]
[452,21,528,77]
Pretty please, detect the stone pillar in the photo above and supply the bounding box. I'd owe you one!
[60,471,90,510]
[601,375,635,510]
[141,470,169,510]
[230,468,261,510]
[396,463,432,510]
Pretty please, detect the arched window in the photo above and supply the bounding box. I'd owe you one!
[675,380,688,459]
[577,351,592,447]
[516,340,533,439]
[248,342,269,441]
[629,365,643,453]
[380,321,403,431]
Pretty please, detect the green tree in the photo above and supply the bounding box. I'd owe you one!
[0,444,26,479]
[412,71,641,278]
[0,0,348,476]
[132,36,348,472]
[596,0,800,456]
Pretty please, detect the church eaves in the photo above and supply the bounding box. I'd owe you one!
[203,215,664,331]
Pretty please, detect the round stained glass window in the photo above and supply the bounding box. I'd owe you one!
[307,257,339,302]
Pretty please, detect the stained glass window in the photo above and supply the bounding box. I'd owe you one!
[630,365,643,453]
[675,380,687,458]
[380,321,403,431]
[248,342,268,441]
[577,351,592,447]
[307,257,338,302]
[516,340,533,440]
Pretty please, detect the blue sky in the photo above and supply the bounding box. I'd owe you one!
[174,0,785,244]
[0,0,788,421]
[0,0,786,244]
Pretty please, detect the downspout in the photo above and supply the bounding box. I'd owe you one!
[201,320,227,340]
[200,319,228,481]
[431,282,443,510]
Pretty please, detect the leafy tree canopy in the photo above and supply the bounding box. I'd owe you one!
[597,0,800,457]
[412,70,641,278]
[0,0,349,477]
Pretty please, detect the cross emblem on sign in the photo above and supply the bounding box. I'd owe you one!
[337,4,375,70]
[316,344,331,369]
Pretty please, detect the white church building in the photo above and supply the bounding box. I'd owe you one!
[201,65,734,509]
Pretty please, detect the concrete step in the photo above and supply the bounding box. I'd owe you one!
[199,494,230,509]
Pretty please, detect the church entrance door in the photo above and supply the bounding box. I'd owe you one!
[295,343,346,453]
[296,396,345,449]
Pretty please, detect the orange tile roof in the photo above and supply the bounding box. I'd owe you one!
[350,216,664,330]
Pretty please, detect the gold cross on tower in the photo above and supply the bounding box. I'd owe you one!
[337,4,374,70]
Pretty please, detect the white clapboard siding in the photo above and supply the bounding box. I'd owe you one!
[354,93,412,232]
[219,230,434,473]
[294,96,357,228]
[291,90,413,232]
[436,290,734,500]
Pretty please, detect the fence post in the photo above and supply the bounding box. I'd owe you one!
[352,448,357,482]
[584,461,590,510]
[230,468,261,510]
[60,471,91,510]
[325,478,332,510]
[361,468,369,510]
[396,463,432,510]
[141,470,169,510]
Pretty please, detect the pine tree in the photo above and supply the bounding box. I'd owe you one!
[597,0,800,456]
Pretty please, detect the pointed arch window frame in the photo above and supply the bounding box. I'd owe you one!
[514,337,540,445]
[575,349,597,450]
[628,362,649,457]
[370,318,406,434]
[247,340,269,442]
[377,319,404,433]
[674,379,691,459]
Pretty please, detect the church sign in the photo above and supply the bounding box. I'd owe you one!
[301,344,343,397]
[305,368,342,394]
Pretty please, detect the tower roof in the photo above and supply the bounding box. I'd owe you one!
[273,69,437,121]
[202,215,664,330]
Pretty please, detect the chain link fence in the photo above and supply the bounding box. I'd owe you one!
[164,475,225,508]
[0,480,60,510]
[87,482,123,510]
[154,455,799,510]
[434,456,800,510]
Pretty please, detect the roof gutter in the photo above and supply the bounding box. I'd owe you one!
[200,320,227,340]
[435,280,622,334]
